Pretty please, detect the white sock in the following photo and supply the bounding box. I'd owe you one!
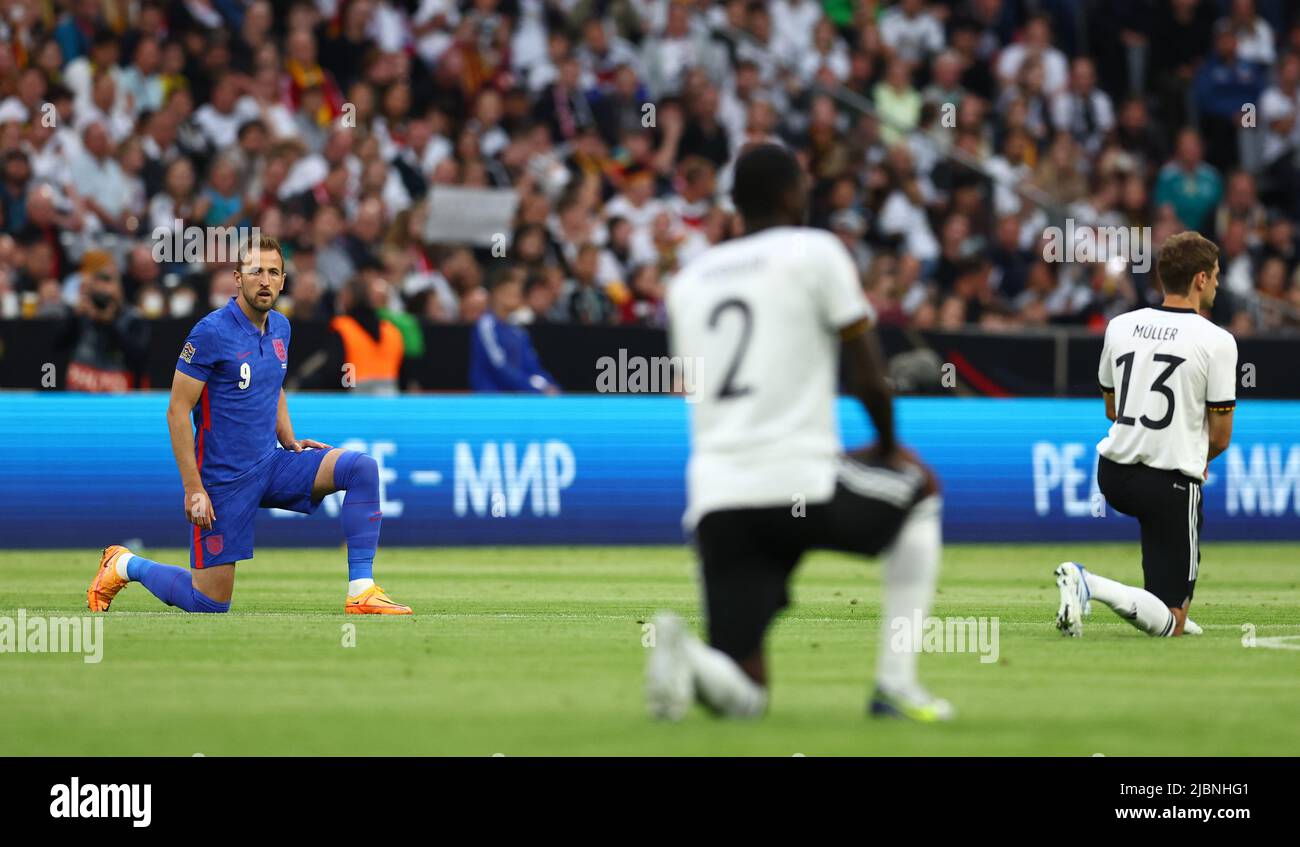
[1082,570,1176,637]
[877,495,943,694]
[683,639,767,718]
[348,577,375,596]
[114,553,134,581]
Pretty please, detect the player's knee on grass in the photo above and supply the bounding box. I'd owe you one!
[704,566,788,666]
[192,563,235,605]
[190,589,231,613]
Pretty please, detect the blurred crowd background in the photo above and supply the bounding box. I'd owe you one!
[3,0,1300,361]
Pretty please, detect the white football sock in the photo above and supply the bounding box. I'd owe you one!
[348,577,375,596]
[877,496,943,695]
[1082,570,1176,637]
[683,639,767,718]
[114,553,134,581]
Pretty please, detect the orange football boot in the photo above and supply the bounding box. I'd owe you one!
[87,545,132,612]
[344,584,412,615]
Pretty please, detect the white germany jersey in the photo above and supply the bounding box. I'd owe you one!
[1097,306,1238,480]
[667,226,874,529]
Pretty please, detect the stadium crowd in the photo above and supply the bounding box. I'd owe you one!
[2,0,1300,353]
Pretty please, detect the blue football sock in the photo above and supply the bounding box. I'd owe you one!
[128,556,230,613]
[334,451,382,582]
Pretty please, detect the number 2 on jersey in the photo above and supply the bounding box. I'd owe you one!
[708,298,753,399]
[1114,351,1185,430]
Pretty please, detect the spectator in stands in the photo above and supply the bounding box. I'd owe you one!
[287,266,331,322]
[17,184,73,282]
[830,208,872,275]
[1155,129,1223,233]
[121,242,161,309]
[1218,217,1257,298]
[64,27,119,112]
[53,1,104,66]
[1052,57,1114,157]
[874,57,921,146]
[0,67,47,132]
[120,36,165,116]
[878,0,945,66]
[559,242,618,325]
[1224,0,1277,66]
[514,272,558,325]
[470,269,559,393]
[1261,211,1299,270]
[1253,254,1290,330]
[770,0,825,65]
[1194,20,1267,171]
[1259,50,1300,215]
[1114,97,1168,178]
[1033,131,1087,206]
[55,250,151,391]
[996,14,1068,95]
[985,128,1035,218]
[989,213,1031,303]
[922,49,965,110]
[534,53,597,145]
[328,274,406,395]
[14,234,55,296]
[148,156,207,233]
[69,121,135,233]
[1215,169,1268,246]
[309,204,354,292]
[800,17,852,87]
[0,149,31,236]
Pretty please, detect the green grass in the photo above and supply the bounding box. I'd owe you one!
[1,544,1297,756]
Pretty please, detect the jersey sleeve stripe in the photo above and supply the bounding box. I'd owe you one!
[1098,382,1115,394]
[1206,399,1236,412]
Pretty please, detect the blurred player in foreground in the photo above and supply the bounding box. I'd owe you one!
[646,144,952,722]
[87,236,411,615]
[1055,232,1236,638]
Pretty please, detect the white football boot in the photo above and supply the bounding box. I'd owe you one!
[1054,561,1092,638]
[645,612,695,721]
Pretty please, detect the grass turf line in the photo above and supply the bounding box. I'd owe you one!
[0,543,1296,756]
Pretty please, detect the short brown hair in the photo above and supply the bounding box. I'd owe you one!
[238,234,284,268]
[1156,231,1219,296]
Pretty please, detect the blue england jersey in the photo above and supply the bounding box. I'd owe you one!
[175,297,291,487]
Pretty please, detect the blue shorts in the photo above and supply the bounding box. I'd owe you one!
[191,448,331,568]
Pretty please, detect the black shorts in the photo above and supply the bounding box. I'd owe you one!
[693,454,931,662]
[1097,456,1203,608]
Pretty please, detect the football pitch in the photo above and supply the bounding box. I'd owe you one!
[1,543,1297,757]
